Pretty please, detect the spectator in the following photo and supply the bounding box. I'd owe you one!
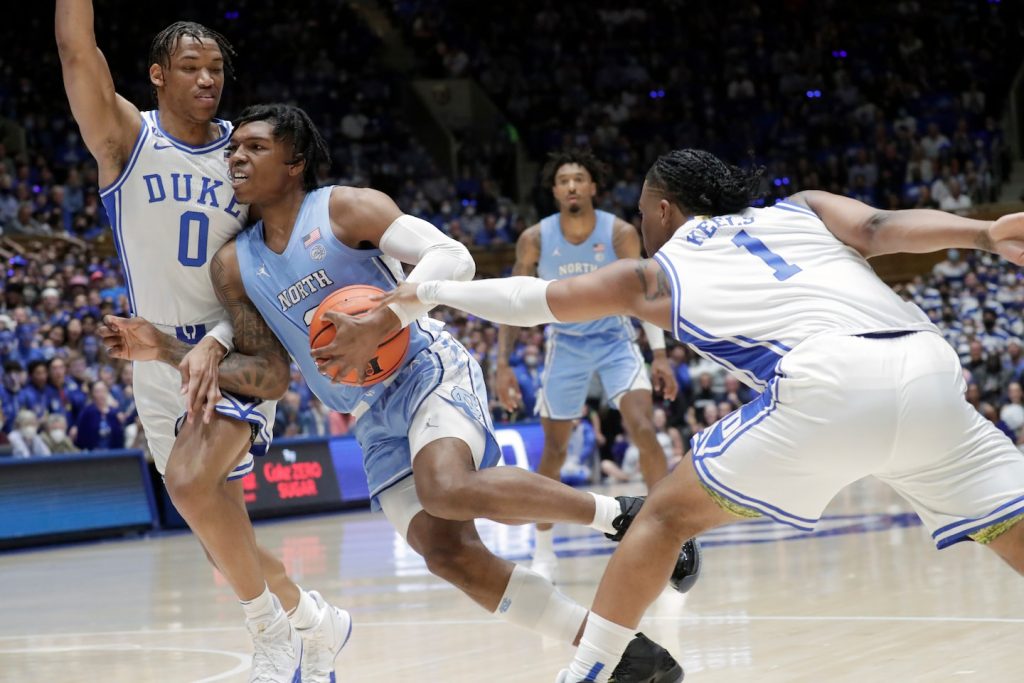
[9,409,50,457]
[74,380,124,450]
[18,359,59,418]
[300,396,331,437]
[601,407,682,482]
[8,202,49,236]
[1000,382,1024,436]
[512,343,544,417]
[40,412,77,454]
[274,390,303,438]
[47,355,86,421]
[940,178,972,214]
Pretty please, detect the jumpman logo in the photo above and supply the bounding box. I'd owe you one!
[423,417,439,431]
[257,263,269,277]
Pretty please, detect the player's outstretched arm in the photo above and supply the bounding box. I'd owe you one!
[56,0,141,181]
[795,190,1024,264]
[377,257,674,333]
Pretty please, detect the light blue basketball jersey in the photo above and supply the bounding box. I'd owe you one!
[536,210,633,338]
[235,187,434,413]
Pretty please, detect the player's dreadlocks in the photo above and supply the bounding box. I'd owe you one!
[150,21,236,75]
[542,148,608,188]
[148,22,236,102]
[646,149,764,216]
[235,103,330,191]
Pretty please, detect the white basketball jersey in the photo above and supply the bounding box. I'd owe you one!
[99,111,247,335]
[652,199,937,389]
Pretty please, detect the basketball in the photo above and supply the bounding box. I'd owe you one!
[308,284,410,386]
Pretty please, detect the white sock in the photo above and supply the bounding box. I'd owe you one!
[568,613,635,683]
[535,527,555,558]
[494,565,587,642]
[287,588,321,631]
[240,584,280,627]
[589,492,621,536]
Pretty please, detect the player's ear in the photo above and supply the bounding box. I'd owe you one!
[288,154,306,179]
[149,64,165,90]
[659,198,672,229]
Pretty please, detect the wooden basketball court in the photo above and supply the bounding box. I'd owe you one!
[0,478,1019,682]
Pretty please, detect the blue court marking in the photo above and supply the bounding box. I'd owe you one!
[500,512,924,562]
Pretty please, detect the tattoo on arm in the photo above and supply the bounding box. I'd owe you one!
[210,251,291,399]
[635,263,671,302]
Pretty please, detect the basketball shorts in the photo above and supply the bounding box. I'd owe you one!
[692,331,1024,549]
[354,332,501,515]
[134,360,276,481]
[537,331,651,420]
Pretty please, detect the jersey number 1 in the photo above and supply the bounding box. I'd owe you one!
[731,230,802,281]
[178,211,210,267]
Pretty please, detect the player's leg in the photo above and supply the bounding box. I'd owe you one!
[872,332,1024,575]
[600,339,665,488]
[164,415,302,683]
[979,516,1024,575]
[164,415,266,598]
[616,389,667,488]
[563,335,888,682]
[380,473,683,679]
[533,335,594,579]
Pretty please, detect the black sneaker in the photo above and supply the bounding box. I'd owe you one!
[610,632,684,683]
[604,496,703,594]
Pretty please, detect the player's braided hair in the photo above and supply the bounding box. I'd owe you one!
[235,103,330,191]
[542,148,608,189]
[646,149,763,215]
[149,22,236,97]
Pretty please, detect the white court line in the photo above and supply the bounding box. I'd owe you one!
[1,613,1022,643]
[0,644,249,682]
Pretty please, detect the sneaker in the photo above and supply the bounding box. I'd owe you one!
[531,554,560,584]
[604,496,703,594]
[552,634,683,683]
[247,607,302,683]
[297,590,353,683]
[610,632,684,683]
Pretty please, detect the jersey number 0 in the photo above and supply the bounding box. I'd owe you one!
[178,211,210,267]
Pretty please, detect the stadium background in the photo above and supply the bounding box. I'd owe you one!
[1,0,1023,544]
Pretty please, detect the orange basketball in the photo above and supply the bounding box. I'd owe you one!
[308,284,410,386]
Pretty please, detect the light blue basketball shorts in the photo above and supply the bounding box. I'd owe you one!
[354,332,501,511]
[536,331,651,420]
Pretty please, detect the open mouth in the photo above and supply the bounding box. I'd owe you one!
[230,171,249,188]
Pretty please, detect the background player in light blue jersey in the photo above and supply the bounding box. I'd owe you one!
[58,4,346,681]
[497,149,678,582]
[383,148,1024,682]
[106,103,696,682]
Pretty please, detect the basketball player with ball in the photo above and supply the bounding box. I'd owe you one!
[101,102,696,681]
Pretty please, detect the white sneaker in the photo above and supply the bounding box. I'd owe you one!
[248,606,302,683]
[531,554,559,585]
[296,590,353,683]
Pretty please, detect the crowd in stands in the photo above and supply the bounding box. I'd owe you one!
[1,2,1023,479]
[391,0,1021,220]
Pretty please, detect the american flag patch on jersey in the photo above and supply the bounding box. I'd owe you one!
[303,228,322,247]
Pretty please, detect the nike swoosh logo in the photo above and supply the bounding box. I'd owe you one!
[154,142,173,150]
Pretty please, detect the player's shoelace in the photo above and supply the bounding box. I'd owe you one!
[250,622,297,682]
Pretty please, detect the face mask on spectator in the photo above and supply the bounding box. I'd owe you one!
[49,428,66,442]
[20,425,37,439]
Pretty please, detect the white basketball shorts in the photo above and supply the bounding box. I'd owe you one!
[692,331,1024,548]
[133,360,276,480]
